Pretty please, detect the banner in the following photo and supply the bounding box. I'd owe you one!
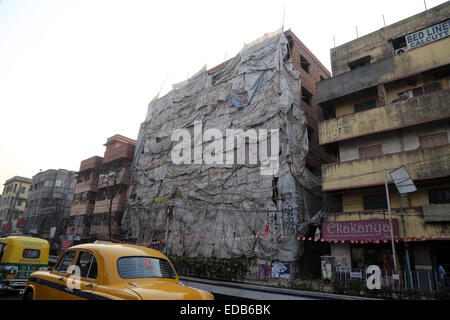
[322,219,399,241]
[406,20,449,50]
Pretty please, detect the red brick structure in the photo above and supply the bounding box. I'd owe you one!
[68,135,136,242]
[284,30,337,175]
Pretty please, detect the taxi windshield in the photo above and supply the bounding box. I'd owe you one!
[117,256,176,279]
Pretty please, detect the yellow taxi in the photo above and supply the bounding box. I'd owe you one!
[22,241,214,300]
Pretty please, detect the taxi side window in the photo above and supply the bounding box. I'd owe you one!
[75,251,98,280]
[54,251,76,274]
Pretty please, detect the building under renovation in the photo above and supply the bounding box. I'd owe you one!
[122,29,334,277]
[23,169,77,249]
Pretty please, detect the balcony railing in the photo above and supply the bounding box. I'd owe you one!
[319,89,450,145]
[317,38,450,104]
[322,144,450,191]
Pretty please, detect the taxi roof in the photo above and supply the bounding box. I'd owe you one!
[69,242,168,261]
[67,242,175,284]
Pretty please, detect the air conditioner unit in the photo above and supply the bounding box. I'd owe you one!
[395,47,408,55]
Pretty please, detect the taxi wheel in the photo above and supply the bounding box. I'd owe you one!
[23,289,34,300]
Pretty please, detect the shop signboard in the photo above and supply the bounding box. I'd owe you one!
[405,19,449,50]
[61,239,72,251]
[350,271,363,279]
[322,219,399,241]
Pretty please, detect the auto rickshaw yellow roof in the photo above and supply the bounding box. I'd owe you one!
[0,236,49,246]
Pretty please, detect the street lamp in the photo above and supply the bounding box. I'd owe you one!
[107,169,119,240]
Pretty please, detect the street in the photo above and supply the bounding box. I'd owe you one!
[0,291,21,300]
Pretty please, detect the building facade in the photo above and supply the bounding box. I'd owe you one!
[317,3,450,274]
[23,169,77,249]
[68,135,135,242]
[123,29,334,279]
[66,156,103,242]
[0,176,31,235]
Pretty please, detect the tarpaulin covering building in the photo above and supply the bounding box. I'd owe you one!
[121,29,323,262]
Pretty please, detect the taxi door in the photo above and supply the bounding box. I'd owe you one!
[70,250,100,300]
[42,250,77,300]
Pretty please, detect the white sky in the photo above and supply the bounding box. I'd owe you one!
[0,0,448,193]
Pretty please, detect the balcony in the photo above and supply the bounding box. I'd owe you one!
[79,156,103,172]
[422,203,450,222]
[70,203,95,216]
[319,89,450,145]
[317,38,450,103]
[103,144,135,164]
[93,194,128,214]
[74,179,99,194]
[97,168,132,189]
[322,144,450,191]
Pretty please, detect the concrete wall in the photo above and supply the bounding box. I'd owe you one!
[329,3,450,76]
[338,120,450,162]
[322,143,450,191]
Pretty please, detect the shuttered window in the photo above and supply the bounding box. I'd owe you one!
[363,195,388,210]
[354,100,377,112]
[419,132,448,148]
[359,145,382,159]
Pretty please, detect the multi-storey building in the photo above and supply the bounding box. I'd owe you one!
[317,3,449,273]
[0,176,31,235]
[66,156,103,242]
[24,169,77,247]
[284,30,336,176]
[124,29,335,279]
[70,135,135,241]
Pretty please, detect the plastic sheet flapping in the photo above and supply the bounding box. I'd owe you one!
[122,29,323,261]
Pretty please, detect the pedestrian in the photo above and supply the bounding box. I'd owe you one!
[438,265,446,289]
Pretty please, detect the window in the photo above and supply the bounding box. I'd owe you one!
[301,87,313,106]
[55,180,62,187]
[54,250,76,274]
[423,82,442,94]
[359,145,382,159]
[44,181,53,187]
[117,257,176,279]
[89,192,97,204]
[419,132,448,148]
[307,126,314,142]
[428,188,450,204]
[354,100,376,112]
[156,136,168,143]
[75,251,98,279]
[23,249,41,259]
[17,199,23,206]
[391,36,407,54]
[348,56,371,70]
[300,55,310,73]
[363,195,388,210]
[20,186,25,194]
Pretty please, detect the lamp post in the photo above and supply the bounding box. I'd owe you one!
[107,170,119,240]
[389,166,416,288]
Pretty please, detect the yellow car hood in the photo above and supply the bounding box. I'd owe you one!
[125,279,214,300]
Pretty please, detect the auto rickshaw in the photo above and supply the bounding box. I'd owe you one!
[0,236,49,291]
